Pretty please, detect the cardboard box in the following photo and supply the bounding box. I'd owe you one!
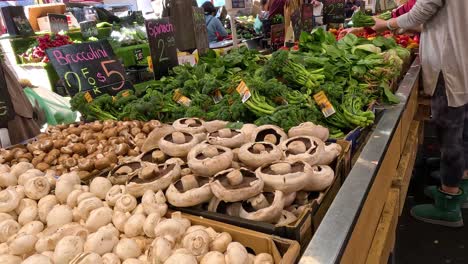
[183,213,301,264]
[25,3,66,31]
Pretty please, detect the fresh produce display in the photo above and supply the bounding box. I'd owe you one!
[0,167,277,264]
[71,29,410,139]
[0,120,159,176]
[225,16,260,40]
[330,27,419,49]
[351,11,376,27]
[20,34,73,63]
[109,25,147,47]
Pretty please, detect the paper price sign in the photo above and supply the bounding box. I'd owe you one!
[46,40,133,97]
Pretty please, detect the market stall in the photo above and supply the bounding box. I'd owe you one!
[0,1,425,263]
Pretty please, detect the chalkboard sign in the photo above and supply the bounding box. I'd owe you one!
[270,24,285,49]
[46,40,133,97]
[0,62,14,128]
[0,6,34,36]
[291,9,301,41]
[145,17,178,79]
[301,4,314,33]
[323,0,345,24]
[134,48,144,62]
[192,7,209,56]
[48,13,69,34]
[80,21,98,39]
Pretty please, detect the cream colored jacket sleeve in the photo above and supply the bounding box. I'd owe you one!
[396,0,444,29]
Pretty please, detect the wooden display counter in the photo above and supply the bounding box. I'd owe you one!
[300,58,422,264]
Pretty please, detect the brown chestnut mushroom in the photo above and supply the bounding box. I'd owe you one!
[210,168,263,202]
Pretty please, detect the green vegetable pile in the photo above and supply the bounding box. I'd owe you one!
[352,11,376,27]
[71,28,411,139]
[377,11,392,20]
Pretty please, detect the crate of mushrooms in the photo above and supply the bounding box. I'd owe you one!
[0,120,160,179]
[0,162,300,263]
[101,118,346,245]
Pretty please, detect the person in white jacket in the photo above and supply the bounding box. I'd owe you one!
[374,0,468,227]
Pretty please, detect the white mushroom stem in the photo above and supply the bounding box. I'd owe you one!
[226,170,243,186]
[181,175,199,192]
[248,194,270,210]
[287,140,307,154]
[171,132,186,144]
[269,163,292,175]
[263,134,278,145]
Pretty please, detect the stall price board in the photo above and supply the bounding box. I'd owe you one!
[323,0,345,24]
[271,24,285,49]
[80,21,98,39]
[0,6,34,36]
[0,62,15,128]
[46,40,133,97]
[48,13,69,34]
[301,4,314,34]
[192,7,209,56]
[145,17,178,79]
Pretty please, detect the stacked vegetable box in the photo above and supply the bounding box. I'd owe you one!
[0,119,311,263]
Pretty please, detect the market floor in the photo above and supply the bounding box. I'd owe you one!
[395,196,468,264]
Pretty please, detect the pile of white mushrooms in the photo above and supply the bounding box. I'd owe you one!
[0,163,276,264]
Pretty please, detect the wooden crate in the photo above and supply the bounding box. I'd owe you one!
[365,188,400,264]
[393,121,421,215]
[182,213,301,264]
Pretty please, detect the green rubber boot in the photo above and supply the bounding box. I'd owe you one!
[411,188,465,227]
[425,179,468,208]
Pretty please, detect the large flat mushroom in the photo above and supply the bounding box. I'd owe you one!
[280,136,323,165]
[166,175,213,207]
[125,161,181,197]
[187,144,233,177]
[238,142,283,169]
[172,118,206,134]
[303,165,335,192]
[210,168,263,202]
[108,161,141,185]
[138,147,167,164]
[159,131,200,157]
[207,128,246,149]
[250,125,287,145]
[288,122,329,142]
[141,125,175,153]
[256,160,314,193]
[237,191,285,223]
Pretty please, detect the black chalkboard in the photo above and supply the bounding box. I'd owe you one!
[323,0,345,24]
[301,4,314,33]
[48,13,69,34]
[45,40,133,97]
[192,7,209,56]
[0,62,14,128]
[80,21,98,39]
[145,17,178,79]
[0,6,34,36]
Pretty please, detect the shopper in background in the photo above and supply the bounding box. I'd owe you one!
[373,0,468,228]
[345,0,361,18]
[267,0,286,19]
[392,0,417,18]
[202,1,227,43]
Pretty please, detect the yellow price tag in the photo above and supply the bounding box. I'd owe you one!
[313,91,336,117]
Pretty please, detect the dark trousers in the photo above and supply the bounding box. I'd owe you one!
[431,74,468,187]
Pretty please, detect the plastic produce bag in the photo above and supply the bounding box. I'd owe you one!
[254,15,264,34]
[23,88,77,126]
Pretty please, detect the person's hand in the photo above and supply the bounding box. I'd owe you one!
[338,27,364,39]
[351,5,359,10]
[372,17,388,32]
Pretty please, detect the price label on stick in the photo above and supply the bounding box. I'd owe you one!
[0,6,34,36]
[314,91,336,117]
[46,40,134,97]
[145,17,179,79]
[80,21,98,39]
[323,0,345,24]
[48,13,69,34]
